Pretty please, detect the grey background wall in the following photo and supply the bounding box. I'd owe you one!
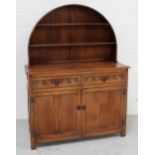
[16,0,138,119]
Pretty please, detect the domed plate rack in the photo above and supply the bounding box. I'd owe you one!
[28,4,117,65]
[25,5,129,150]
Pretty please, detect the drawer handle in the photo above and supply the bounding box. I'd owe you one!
[100,76,108,81]
[55,80,62,86]
[50,80,61,86]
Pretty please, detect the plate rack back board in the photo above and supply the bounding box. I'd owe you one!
[25,4,129,149]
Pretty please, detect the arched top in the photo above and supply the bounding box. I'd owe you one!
[28,4,117,65]
[38,4,108,24]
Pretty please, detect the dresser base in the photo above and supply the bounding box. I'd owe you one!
[31,128,126,149]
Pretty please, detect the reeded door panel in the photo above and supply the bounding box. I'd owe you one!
[83,88,124,135]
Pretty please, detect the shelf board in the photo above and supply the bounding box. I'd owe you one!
[37,23,110,27]
[30,42,116,48]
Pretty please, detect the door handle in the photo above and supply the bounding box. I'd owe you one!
[76,105,81,110]
[82,105,86,110]
[76,105,86,110]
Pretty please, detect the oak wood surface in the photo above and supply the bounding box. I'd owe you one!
[28,4,117,65]
[25,4,129,149]
[25,61,128,75]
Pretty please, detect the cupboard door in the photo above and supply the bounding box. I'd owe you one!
[33,90,80,140]
[56,91,80,137]
[34,95,55,136]
[83,88,124,135]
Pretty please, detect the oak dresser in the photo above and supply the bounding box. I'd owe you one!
[25,4,129,149]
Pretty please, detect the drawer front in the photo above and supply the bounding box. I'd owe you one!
[83,74,125,86]
[32,77,80,89]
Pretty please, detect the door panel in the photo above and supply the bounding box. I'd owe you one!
[99,90,122,128]
[34,96,55,135]
[34,90,80,138]
[84,92,101,131]
[59,93,79,135]
[83,88,123,135]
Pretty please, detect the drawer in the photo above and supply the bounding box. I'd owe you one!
[32,76,80,89]
[83,74,125,86]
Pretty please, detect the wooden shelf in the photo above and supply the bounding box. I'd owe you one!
[29,4,117,65]
[38,23,110,27]
[30,42,116,48]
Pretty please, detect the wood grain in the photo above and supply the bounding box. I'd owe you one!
[28,4,117,65]
[25,4,129,149]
